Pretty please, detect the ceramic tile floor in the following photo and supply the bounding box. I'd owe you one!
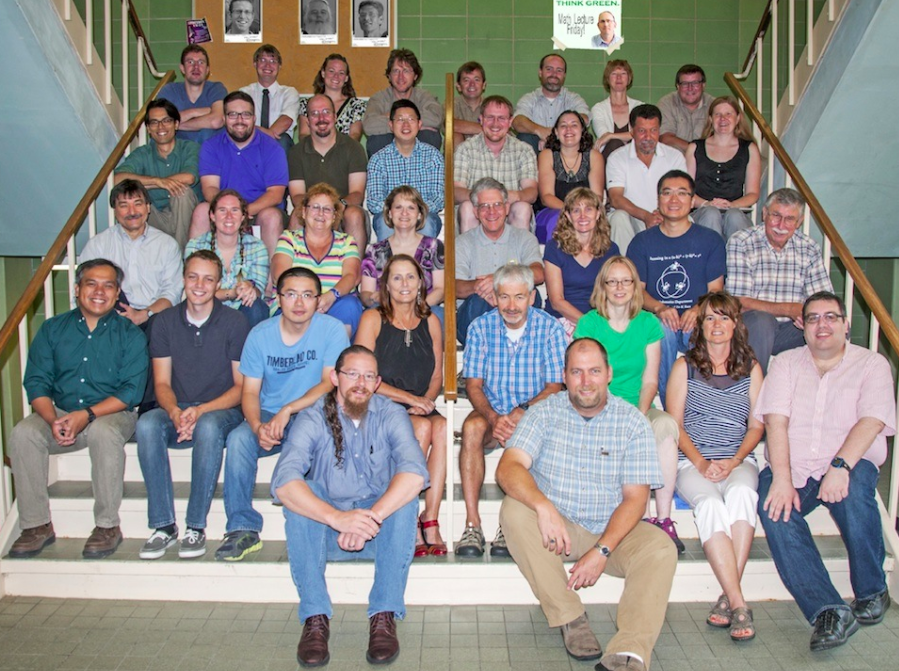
[0,595,896,671]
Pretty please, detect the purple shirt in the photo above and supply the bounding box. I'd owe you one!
[199,130,289,208]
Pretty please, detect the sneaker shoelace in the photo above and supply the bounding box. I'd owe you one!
[183,529,202,544]
[147,529,174,544]
[460,525,483,546]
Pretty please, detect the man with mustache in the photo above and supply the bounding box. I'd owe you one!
[190,91,289,258]
[757,291,895,651]
[456,262,566,559]
[726,188,833,374]
[157,45,227,145]
[302,0,335,35]
[273,345,428,667]
[80,179,183,328]
[497,337,675,670]
[512,54,589,154]
[287,94,369,252]
[606,104,687,254]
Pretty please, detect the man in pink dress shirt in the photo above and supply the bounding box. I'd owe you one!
[756,291,895,652]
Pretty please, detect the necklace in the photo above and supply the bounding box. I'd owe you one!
[560,152,581,181]
[394,314,417,348]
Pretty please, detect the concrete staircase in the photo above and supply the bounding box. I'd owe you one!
[1,393,884,606]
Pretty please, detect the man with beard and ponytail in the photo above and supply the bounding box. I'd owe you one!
[273,345,428,667]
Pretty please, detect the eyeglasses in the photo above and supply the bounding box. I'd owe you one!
[659,189,693,199]
[604,278,635,288]
[226,111,254,120]
[147,117,175,128]
[308,109,334,118]
[279,291,319,302]
[677,80,705,89]
[804,312,844,324]
[390,67,414,77]
[476,202,505,211]
[391,115,419,124]
[306,204,335,217]
[256,57,279,65]
[768,211,800,226]
[338,370,379,383]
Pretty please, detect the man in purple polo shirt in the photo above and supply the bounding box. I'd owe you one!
[190,91,289,257]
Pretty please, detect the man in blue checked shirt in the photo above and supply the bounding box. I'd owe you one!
[497,338,676,670]
[456,262,566,560]
[366,99,444,240]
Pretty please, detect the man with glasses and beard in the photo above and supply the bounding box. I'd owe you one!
[273,345,428,667]
[191,91,289,257]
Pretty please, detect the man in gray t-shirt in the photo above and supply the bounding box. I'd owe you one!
[455,177,544,346]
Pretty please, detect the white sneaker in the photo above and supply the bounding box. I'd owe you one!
[139,527,178,560]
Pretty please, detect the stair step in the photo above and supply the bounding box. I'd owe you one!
[3,536,885,605]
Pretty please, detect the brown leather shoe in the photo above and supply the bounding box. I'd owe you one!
[82,526,123,559]
[366,611,399,664]
[9,522,56,558]
[560,613,602,660]
[296,614,330,667]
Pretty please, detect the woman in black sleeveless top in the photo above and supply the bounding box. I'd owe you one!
[354,254,447,557]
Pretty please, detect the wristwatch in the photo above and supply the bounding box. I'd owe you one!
[830,457,852,472]
[331,288,342,300]
[594,543,611,557]
[85,407,97,423]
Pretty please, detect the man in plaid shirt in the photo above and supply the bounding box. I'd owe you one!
[366,99,444,240]
[456,263,566,559]
[726,188,832,373]
[497,338,675,669]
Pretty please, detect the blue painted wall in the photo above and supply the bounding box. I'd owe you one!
[0,0,118,257]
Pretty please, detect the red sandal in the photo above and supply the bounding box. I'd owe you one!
[418,516,448,556]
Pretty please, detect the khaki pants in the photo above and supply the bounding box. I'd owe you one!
[608,210,646,256]
[149,190,198,248]
[500,496,676,667]
[9,409,137,528]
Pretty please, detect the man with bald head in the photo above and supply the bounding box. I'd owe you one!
[287,94,369,250]
[591,11,622,49]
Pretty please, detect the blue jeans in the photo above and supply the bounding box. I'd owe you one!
[285,480,418,621]
[136,405,243,530]
[238,299,270,328]
[371,212,443,241]
[757,461,886,623]
[223,411,297,533]
[658,324,692,408]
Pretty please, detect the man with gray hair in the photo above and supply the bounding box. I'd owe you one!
[455,177,544,346]
[726,187,832,373]
[456,262,567,558]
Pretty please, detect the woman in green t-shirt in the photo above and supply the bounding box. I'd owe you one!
[573,256,686,554]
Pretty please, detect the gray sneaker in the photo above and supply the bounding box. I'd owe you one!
[139,527,178,560]
[215,530,262,562]
[179,528,207,559]
[455,524,485,557]
[490,525,511,558]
